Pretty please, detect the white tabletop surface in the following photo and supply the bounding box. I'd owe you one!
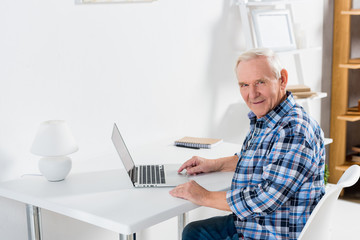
[0,142,241,235]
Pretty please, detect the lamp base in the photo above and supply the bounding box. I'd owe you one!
[38,156,72,182]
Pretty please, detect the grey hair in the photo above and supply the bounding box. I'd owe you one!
[235,48,283,79]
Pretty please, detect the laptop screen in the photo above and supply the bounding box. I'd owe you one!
[111,123,135,174]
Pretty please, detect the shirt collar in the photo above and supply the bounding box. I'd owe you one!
[248,91,296,129]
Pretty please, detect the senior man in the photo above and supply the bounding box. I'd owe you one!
[170,48,325,240]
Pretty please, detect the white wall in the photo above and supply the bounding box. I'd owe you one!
[0,0,325,239]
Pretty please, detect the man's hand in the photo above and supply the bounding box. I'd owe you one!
[169,180,209,206]
[170,181,231,211]
[177,156,218,175]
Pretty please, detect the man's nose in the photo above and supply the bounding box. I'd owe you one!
[248,85,259,99]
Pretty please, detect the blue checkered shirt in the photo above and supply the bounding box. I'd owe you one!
[226,92,325,240]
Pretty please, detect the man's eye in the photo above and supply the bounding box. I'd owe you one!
[240,84,248,88]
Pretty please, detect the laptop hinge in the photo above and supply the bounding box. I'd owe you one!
[129,167,137,183]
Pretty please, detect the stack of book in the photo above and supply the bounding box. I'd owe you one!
[351,145,360,162]
[174,136,223,149]
[347,100,360,116]
[286,84,316,99]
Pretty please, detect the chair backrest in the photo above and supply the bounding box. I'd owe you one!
[298,165,360,240]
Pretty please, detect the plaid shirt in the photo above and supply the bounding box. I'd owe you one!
[226,92,325,240]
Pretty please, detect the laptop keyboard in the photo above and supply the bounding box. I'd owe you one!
[137,165,165,185]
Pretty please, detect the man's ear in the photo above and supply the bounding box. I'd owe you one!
[279,69,288,90]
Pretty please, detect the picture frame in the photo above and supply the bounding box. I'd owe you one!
[251,9,297,51]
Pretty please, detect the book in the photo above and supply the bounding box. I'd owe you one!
[351,154,360,163]
[347,106,360,115]
[286,84,311,93]
[292,92,317,99]
[174,136,223,149]
[352,145,360,153]
[286,84,316,99]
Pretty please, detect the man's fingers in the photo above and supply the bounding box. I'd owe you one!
[170,184,186,199]
[186,166,202,175]
[178,156,200,173]
[178,160,194,173]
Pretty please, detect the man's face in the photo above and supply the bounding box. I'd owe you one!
[236,56,287,119]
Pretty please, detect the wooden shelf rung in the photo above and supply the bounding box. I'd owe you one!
[348,58,360,63]
[341,9,360,15]
[337,115,360,122]
[339,59,360,69]
[336,162,360,172]
[339,58,360,68]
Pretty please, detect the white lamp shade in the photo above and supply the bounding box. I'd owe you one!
[31,120,78,157]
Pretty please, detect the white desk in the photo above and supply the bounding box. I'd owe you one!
[0,142,240,240]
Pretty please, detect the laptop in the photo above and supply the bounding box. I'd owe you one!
[111,123,188,188]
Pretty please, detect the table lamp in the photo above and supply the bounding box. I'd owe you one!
[30,120,78,182]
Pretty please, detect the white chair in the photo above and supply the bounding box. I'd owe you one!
[298,164,360,240]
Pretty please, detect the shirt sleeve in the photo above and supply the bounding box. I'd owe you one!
[226,128,319,220]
